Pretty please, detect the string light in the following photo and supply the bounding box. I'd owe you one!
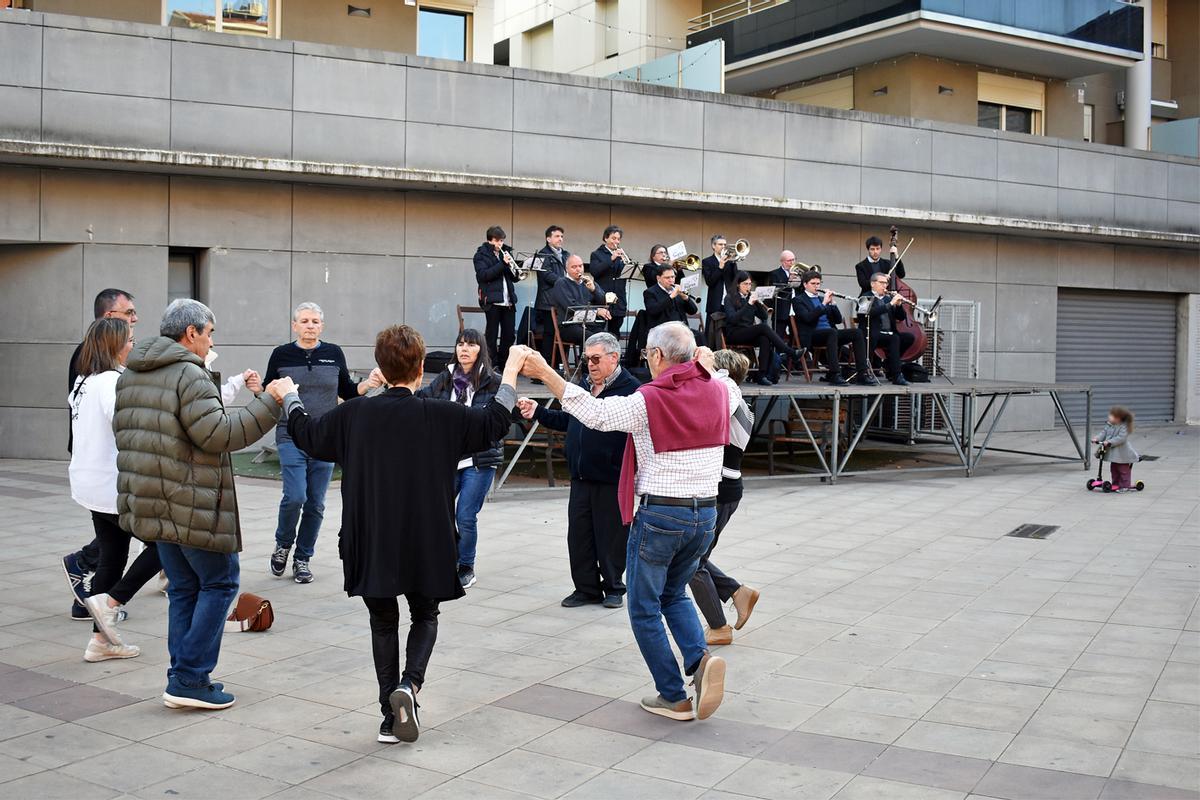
[515,2,686,50]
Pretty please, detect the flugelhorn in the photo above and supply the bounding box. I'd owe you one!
[722,239,750,262]
[671,253,702,270]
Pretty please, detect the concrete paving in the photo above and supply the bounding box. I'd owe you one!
[0,426,1196,800]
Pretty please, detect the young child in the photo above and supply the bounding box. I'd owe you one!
[1092,406,1138,492]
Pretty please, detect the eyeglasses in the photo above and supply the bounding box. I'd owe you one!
[584,354,613,365]
[640,347,661,359]
[112,308,137,318]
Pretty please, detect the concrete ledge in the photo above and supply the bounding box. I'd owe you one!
[1,138,1195,248]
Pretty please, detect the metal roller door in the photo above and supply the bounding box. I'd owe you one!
[1056,290,1178,424]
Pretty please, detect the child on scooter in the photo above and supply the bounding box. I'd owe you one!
[1092,406,1138,492]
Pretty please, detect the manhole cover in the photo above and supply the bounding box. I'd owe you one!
[1007,524,1059,539]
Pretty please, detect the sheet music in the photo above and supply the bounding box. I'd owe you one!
[681,274,700,293]
[530,256,545,271]
[752,286,775,302]
[666,241,688,262]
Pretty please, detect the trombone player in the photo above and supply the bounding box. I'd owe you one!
[473,225,518,367]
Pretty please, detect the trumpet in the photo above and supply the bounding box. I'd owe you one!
[671,253,702,270]
[501,245,541,281]
[615,249,640,270]
[721,239,750,263]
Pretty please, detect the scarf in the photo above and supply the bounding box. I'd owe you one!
[451,366,471,404]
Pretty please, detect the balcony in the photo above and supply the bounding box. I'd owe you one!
[688,0,1144,94]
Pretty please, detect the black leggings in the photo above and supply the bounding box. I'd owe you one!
[89,511,161,633]
[362,594,440,716]
[689,499,742,629]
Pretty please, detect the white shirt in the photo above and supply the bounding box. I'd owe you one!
[68,370,122,514]
[560,373,742,498]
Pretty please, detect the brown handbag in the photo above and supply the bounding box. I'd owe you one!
[225,593,274,633]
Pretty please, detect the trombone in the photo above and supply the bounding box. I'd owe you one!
[671,253,702,271]
[721,239,750,262]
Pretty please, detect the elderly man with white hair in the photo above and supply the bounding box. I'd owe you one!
[263,302,383,584]
[521,321,742,723]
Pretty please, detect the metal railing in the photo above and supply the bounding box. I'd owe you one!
[686,0,789,33]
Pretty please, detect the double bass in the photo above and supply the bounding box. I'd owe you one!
[884,224,926,362]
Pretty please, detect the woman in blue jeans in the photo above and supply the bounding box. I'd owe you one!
[417,329,505,589]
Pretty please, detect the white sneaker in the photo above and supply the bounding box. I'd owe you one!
[157,571,169,595]
[84,593,124,645]
[85,638,140,662]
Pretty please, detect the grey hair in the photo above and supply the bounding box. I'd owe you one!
[584,332,620,354]
[710,233,726,246]
[293,301,324,321]
[160,298,215,341]
[646,321,695,365]
[870,272,888,283]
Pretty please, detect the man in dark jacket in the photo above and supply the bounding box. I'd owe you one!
[790,270,873,386]
[550,254,611,351]
[276,327,528,745]
[517,332,639,608]
[701,234,735,335]
[643,268,699,338]
[115,299,280,711]
[588,225,631,336]
[473,225,518,367]
[533,225,569,362]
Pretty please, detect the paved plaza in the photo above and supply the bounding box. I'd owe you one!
[0,426,1197,800]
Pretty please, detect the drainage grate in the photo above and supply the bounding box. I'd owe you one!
[1006,524,1059,539]
[1139,455,1160,461]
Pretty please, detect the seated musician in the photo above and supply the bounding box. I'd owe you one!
[642,244,678,287]
[790,270,874,386]
[865,272,912,386]
[588,225,629,336]
[551,255,612,349]
[722,271,801,386]
[855,235,903,295]
[643,268,700,344]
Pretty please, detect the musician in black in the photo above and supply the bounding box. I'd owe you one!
[588,225,630,337]
[550,254,611,350]
[766,250,797,342]
[722,271,802,386]
[472,225,518,368]
[702,234,736,335]
[855,235,903,294]
[791,270,874,386]
[642,244,674,287]
[865,272,912,386]
[643,268,699,341]
[534,225,569,362]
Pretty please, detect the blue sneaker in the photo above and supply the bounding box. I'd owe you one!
[62,553,89,608]
[163,682,236,710]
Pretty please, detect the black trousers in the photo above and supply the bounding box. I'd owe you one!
[536,309,556,363]
[90,511,161,633]
[812,327,868,377]
[725,324,791,375]
[870,330,915,378]
[567,480,628,599]
[483,304,515,368]
[77,537,101,572]
[605,315,625,338]
[362,594,440,716]
[688,499,742,629]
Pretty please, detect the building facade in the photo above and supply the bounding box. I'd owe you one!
[0,8,1196,460]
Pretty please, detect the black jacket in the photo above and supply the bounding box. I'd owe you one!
[416,367,505,468]
[534,246,569,311]
[643,284,697,330]
[791,293,845,347]
[642,261,684,287]
[865,293,908,336]
[855,257,903,294]
[723,293,768,329]
[535,367,640,483]
[588,246,629,311]
[702,255,736,314]
[473,243,517,307]
[286,385,511,600]
[551,276,608,324]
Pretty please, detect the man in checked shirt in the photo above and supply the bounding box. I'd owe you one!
[521,322,741,721]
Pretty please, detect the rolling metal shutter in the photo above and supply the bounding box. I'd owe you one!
[1056,289,1178,424]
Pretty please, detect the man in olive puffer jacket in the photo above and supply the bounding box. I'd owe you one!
[115,299,280,711]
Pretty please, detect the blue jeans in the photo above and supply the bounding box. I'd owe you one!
[274,439,335,560]
[625,503,715,703]
[454,466,495,568]
[157,542,240,690]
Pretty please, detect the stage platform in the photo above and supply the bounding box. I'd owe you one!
[497,376,1094,490]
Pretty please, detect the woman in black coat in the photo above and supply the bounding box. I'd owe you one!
[415,328,502,591]
[276,326,524,746]
[723,271,801,386]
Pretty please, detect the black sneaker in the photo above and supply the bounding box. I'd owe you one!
[602,594,624,609]
[389,686,420,743]
[269,546,289,577]
[293,559,313,584]
[71,603,91,621]
[891,375,910,386]
[378,714,399,744]
[561,592,603,608]
[457,565,476,589]
[827,373,849,386]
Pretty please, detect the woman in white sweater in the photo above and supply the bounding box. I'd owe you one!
[68,317,161,662]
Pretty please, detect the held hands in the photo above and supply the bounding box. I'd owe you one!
[503,345,534,378]
[266,376,298,404]
[520,349,551,380]
[516,397,537,420]
[243,369,263,394]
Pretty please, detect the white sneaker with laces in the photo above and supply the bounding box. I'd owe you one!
[84,593,125,645]
[85,638,139,662]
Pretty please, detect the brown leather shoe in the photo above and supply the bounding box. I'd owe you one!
[732,586,759,631]
[705,625,733,646]
[692,653,726,721]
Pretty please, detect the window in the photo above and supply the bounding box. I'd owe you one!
[418,8,468,61]
[168,251,198,304]
[977,73,1044,135]
[166,1,272,38]
[1083,103,1094,142]
[977,101,1039,134]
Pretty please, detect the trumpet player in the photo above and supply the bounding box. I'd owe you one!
[866,272,912,386]
[643,267,700,343]
[473,225,518,367]
[791,270,874,386]
[589,225,630,336]
[551,255,612,349]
